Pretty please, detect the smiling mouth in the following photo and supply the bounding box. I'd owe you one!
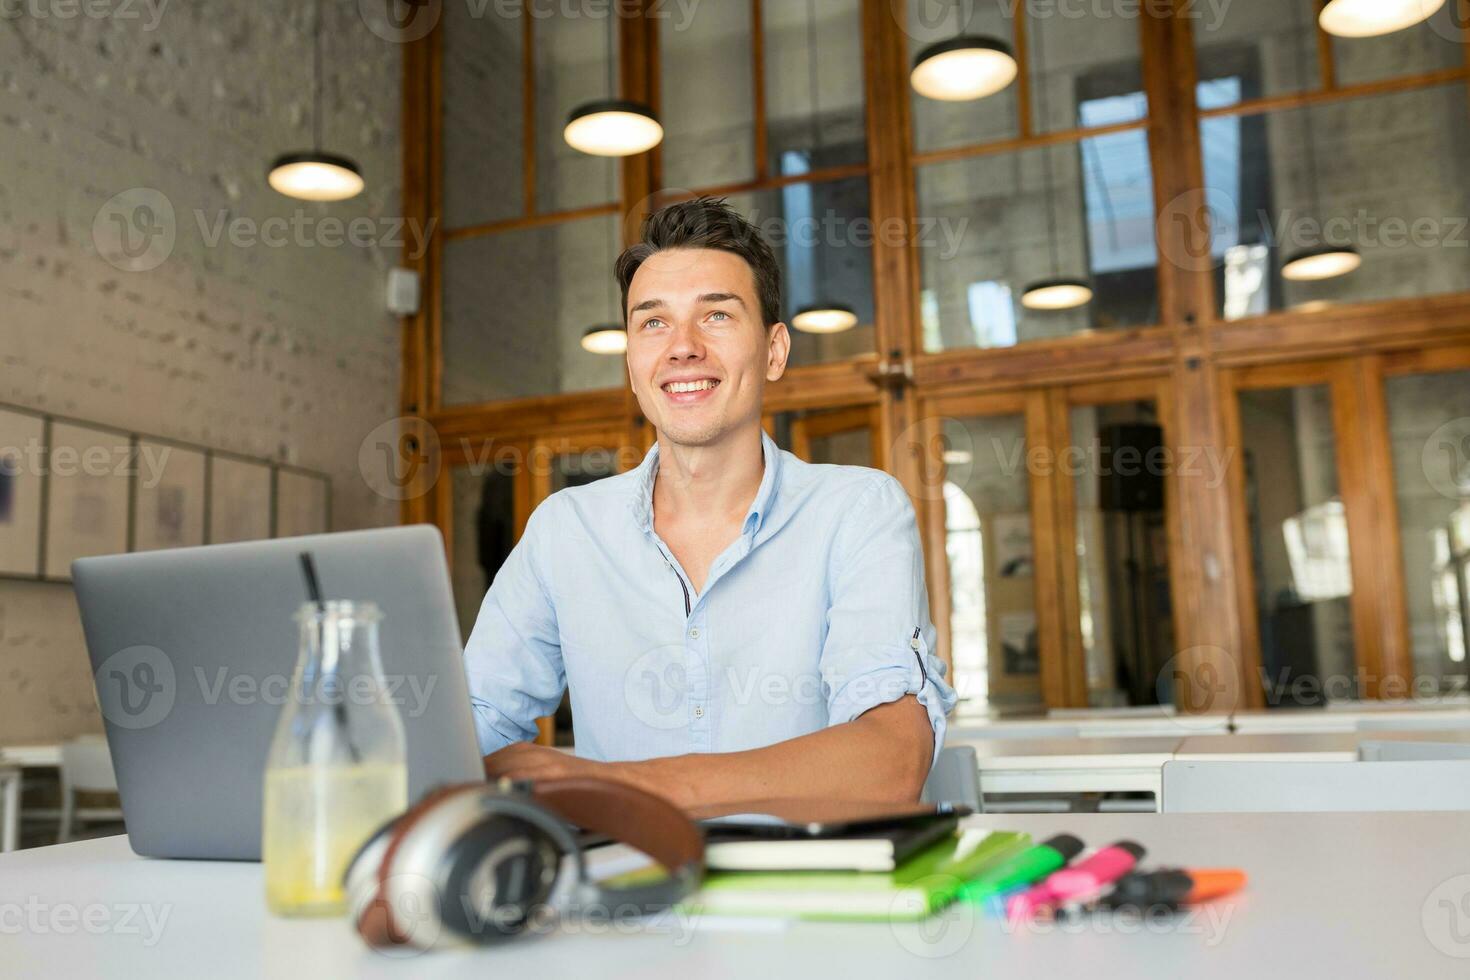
[661,379,720,395]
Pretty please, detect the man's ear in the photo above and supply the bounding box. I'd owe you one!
[765,321,791,382]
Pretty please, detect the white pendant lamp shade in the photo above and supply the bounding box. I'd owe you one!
[267,152,365,202]
[1318,0,1445,38]
[911,36,1019,101]
[1021,278,1094,311]
[1282,245,1362,282]
[580,324,627,355]
[564,100,663,157]
[791,305,859,334]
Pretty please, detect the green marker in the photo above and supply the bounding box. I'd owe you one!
[956,834,1085,904]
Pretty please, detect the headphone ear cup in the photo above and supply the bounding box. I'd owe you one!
[437,815,565,945]
[345,815,406,947]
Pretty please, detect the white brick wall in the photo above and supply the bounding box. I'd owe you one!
[0,0,403,741]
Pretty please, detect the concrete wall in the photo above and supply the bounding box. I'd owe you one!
[0,1,402,742]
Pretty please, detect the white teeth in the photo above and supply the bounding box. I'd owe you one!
[664,379,717,393]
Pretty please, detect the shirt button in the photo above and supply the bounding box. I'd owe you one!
[689,628,700,639]
[693,705,704,719]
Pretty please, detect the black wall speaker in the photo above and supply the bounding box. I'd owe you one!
[1098,423,1165,513]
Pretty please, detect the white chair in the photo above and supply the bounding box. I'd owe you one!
[921,745,982,811]
[1161,759,1470,813]
[58,736,123,843]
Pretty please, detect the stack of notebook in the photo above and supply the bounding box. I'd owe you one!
[685,801,1030,922]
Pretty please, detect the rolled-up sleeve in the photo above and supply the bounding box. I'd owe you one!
[820,475,957,770]
[462,496,566,755]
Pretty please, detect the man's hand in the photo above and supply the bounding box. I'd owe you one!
[482,742,602,783]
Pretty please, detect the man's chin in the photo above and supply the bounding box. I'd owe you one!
[656,417,730,450]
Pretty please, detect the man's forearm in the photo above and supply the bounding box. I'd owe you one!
[607,696,935,810]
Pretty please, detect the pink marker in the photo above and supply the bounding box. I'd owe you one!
[1006,840,1146,921]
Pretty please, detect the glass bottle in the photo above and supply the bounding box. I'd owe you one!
[262,600,408,916]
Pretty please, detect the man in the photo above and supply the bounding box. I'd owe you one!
[465,197,955,809]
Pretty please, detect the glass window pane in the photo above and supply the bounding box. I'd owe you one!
[769,408,875,465]
[725,177,876,366]
[1385,369,1470,696]
[450,464,516,641]
[917,137,1159,353]
[1194,0,1321,103]
[441,215,625,405]
[942,414,1040,714]
[549,447,621,493]
[443,4,525,227]
[534,10,620,213]
[1069,402,1174,708]
[763,0,866,175]
[1237,384,1356,703]
[1203,85,1470,320]
[908,0,1021,153]
[1332,3,1466,87]
[1027,4,1145,134]
[659,0,755,190]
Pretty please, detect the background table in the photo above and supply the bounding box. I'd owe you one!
[5,811,1467,978]
[1175,729,1470,762]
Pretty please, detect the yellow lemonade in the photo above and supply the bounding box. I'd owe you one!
[262,763,408,916]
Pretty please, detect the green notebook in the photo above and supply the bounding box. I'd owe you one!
[685,829,1031,922]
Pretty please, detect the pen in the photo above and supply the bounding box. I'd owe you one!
[1100,868,1248,911]
[957,834,1085,905]
[1007,840,1146,921]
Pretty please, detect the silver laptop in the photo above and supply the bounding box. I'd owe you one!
[72,525,483,860]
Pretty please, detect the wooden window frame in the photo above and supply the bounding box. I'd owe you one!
[403,0,1470,712]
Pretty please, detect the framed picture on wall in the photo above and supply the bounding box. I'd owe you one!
[44,421,132,579]
[134,440,206,551]
[0,406,46,577]
[208,453,273,544]
[274,468,330,538]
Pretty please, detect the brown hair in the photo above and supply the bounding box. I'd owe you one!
[614,197,783,329]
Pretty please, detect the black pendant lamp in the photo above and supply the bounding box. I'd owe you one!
[1319,0,1445,38]
[564,18,661,156]
[910,1,1017,102]
[1281,7,1361,284]
[269,0,364,201]
[791,0,856,335]
[1021,27,1091,312]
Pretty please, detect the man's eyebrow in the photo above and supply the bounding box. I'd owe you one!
[630,293,747,315]
[697,292,746,308]
[629,298,667,315]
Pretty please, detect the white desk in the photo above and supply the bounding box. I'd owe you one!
[3,811,1467,977]
[1176,729,1470,763]
[0,743,64,769]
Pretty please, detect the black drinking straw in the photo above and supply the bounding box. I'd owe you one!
[299,552,324,610]
[298,551,360,761]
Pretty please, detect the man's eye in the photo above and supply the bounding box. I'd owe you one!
[708,311,730,322]
[643,318,665,330]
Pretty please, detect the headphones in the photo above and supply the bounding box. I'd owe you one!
[344,777,705,951]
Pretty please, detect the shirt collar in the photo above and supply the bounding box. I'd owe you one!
[630,431,783,537]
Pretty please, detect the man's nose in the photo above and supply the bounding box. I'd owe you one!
[664,320,705,360]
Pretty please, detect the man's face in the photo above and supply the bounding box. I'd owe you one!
[624,248,789,448]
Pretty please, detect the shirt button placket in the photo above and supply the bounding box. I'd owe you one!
[686,615,709,751]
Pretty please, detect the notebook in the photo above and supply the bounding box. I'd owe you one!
[688,829,1032,921]
[703,814,960,872]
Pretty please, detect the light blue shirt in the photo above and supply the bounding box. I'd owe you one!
[463,431,956,769]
